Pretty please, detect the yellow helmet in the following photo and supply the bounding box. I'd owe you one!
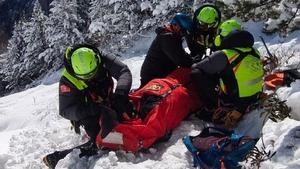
[65,45,101,80]
[214,19,242,47]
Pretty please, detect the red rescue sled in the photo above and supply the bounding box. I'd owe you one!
[96,68,201,152]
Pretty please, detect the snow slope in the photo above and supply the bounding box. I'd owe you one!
[1,23,300,169]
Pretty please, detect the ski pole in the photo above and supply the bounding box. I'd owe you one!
[260,36,300,71]
[259,36,280,72]
[259,36,274,59]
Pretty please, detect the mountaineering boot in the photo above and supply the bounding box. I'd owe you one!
[42,140,97,169]
[43,150,71,169]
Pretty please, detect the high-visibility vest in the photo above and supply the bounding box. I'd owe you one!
[220,47,263,98]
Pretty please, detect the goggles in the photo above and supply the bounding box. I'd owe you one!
[197,20,218,31]
[74,67,98,80]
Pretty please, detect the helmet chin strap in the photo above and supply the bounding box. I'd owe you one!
[214,35,222,47]
[65,47,71,59]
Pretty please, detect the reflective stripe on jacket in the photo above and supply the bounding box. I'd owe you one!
[62,69,88,90]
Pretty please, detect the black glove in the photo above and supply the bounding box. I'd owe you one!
[192,54,205,64]
[111,93,135,120]
[194,106,214,122]
[111,93,128,113]
[283,69,300,86]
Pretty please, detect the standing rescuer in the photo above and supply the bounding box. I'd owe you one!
[191,20,264,129]
[58,44,132,143]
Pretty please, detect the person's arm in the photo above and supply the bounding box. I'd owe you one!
[102,54,132,95]
[191,51,228,75]
[101,54,133,119]
[59,77,102,121]
[185,34,206,58]
[191,51,228,108]
[159,33,193,67]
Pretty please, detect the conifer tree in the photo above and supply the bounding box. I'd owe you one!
[44,0,84,70]
[1,20,27,91]
[22,1,48,81]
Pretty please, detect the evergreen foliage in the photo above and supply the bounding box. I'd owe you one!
[216,0,299,35]
[0,0,299,96]
[1,20,27,93]
[44,0,84,70]
[87,0,191,53]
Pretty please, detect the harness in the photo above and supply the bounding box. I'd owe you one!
[229,48,260,69]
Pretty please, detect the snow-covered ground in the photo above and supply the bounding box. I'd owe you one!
[0,22,300,169]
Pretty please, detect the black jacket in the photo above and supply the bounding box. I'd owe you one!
[59,53,132,121]
[140,26,197,86]
[186,29,217,57]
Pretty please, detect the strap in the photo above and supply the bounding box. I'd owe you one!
[200,127,234,137]
[229,48,260,68]
[230,133,242,144]
[217,133,242,152]
[160,79,181,98]
[62,69,88,90]
[182,136,208,168]
[182,136,198,153]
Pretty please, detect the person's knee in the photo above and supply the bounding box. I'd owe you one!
[191,64,207,84]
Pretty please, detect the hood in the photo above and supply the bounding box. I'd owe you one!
[219,30,254,49]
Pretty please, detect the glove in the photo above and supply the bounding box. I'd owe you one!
[223,110,242,129]
[192,54,204,64]
[111,93,135,120]
[194,106,214,122]
[283,69,300,86]
[212,108,242,129]
[111,93,128,114]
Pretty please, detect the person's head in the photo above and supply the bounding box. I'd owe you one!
[193,4,221,32]
[214,19,242,47]
[65,44,102,80]
[170,13,193,32]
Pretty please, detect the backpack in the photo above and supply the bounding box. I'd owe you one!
[182,127,258,169]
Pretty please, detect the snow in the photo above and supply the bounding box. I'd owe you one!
[152,0,181,16]
[221,0,235,5]
[1,22,300,169]
[140,1,153,12]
